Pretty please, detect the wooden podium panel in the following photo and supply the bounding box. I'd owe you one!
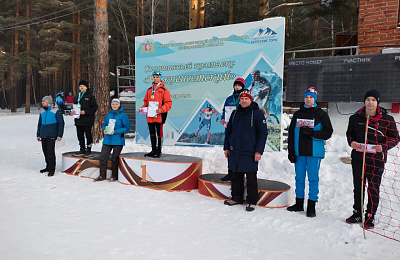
[198,173,291,208]
[118,152,202,191]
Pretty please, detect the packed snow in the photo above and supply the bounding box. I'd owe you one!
[1,107,399,260]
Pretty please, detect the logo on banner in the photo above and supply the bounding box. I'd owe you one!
[140,40,155,54]
[251,27,278,44]
[252,27,277,37]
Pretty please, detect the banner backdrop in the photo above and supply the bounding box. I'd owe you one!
[135,17,285,151]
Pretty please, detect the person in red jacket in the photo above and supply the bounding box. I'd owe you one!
[141,71,172,158]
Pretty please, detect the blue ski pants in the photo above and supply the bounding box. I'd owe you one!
[294,156,321,202]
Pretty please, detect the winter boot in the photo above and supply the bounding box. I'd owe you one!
[145,135,157,157]
[110,162,119,182]
[83,145,92,157]
[94,164,107,182]
[346,210,362,224]
[154,149,162,158]
[364,213,375,229]
[287,197,304,212]
[48,171,55,177]
[306,199,316,218]
[74,147,86,157]
[154,137,162,158]
[221,169,232,181]
[40,168,49,173]
[224,199,241,206]
[246,204,256,212]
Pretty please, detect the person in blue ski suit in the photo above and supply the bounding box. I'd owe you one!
[94,98,130,182]
[56,91,65,114]
[37,95,65,177]
[287,87,333,217]
[220,77,245,181]
[223,89,268,212]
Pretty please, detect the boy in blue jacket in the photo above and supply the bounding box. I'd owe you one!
[37,95,65,177]
[287,87,333,217]
[220,77,245,181]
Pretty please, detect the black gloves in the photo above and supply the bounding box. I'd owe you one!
[288,153,297,163]
[300,126,313,136]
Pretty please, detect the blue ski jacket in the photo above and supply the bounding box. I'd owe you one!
[288,104,333,158]
[221,92,241,121]
[37,106,64,139]
[224,101,268,172]
[102,106,131,146]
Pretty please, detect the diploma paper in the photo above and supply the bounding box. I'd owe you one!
[356,143,377,154]
[224,106,236,128]
[296,119,315,128]
[71,104,81,119]
[147,101,159,118]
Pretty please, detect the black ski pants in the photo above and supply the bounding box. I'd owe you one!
[76,125,93,148]
[351,158,384,215]
[99,144,123,164]
[41,138,56,172]
[231,171,258,205]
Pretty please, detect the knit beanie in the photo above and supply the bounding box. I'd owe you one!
[364,89,380,104]
[304,87,317,102]
[240,89,253,101]
[78,80,89,89]
[233,77,245,88]
[111,98,121,106]
[42,95,53,104]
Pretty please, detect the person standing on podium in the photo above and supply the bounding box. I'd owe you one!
[223,89,268,212]
[141,70,172,158]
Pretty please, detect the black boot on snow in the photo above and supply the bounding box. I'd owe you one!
[287,197,304,212]
[364,213,375,229]
[144,150,156,157]
[153,149,162,158]
[346,210,362,224]
[306,199,316,218]
[40,168,49,173]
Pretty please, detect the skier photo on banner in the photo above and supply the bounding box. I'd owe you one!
[193,103,219,144]
[248,69,273,124]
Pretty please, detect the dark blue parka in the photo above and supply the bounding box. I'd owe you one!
[224,101,268,172]
[37,106,64,139]
[102,106,131,146]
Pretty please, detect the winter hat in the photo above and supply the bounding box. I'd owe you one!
[233,77,245,88]
[69,92,72,95]
[240,89,253,101]
[110,90,115,96]
[304,87,317,102]
[57,91,64,96]
[78,80,89,89]
[364,89,380,104]
[152,70,163,81]
[42,95,53,104]
[111,98,121,106]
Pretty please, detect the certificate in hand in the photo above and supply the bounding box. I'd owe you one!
[147,101,159,118]
[356,143,377,153]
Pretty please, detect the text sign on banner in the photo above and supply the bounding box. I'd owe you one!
[135,18,285,151]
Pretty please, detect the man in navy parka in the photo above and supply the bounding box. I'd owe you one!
[223,89,268,211]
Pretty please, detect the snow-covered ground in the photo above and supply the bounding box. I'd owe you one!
[1,108,399,260]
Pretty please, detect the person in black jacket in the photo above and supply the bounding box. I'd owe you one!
[73,80,98,157]
[345,89,399,229]
[223,89,268,212]
[287,87,333,217]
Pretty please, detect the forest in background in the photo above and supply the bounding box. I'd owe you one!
[0,0,358,111]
